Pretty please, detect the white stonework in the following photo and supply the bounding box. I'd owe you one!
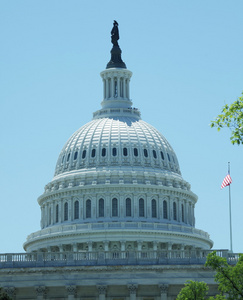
[0,31,231,299]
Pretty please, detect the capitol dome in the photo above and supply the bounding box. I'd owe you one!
[24,26,213,254]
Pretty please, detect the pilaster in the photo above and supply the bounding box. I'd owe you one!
[159,284,169,300]
[127,284,137,300]
[97,285,107,300]
[35,286,47,300]
[66,285,77,300]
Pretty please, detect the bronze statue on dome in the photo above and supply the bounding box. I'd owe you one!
[111,20,119,46]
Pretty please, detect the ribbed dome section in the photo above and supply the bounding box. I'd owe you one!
[54,116,181,178]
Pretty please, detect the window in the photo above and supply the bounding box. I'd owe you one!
[160,151,164,160]
[62,155,65,163]
[64,202,68,221]
[86,199,91,218]
[167,153,171,162]
[74,201,79,219]
[173,202,177,220]
[126,198,131,217]
[112,147,117,156]
[102,148,106,157]
[152,150,157,159]
[134,148,138,157]
[56,204,59,223]
[67,153,70,162]
[74,151,78,160]
[152,199,157,218]
[82,150,86,159]
[99,198,104,217]
[123,147,128,156]
[181,204,184,222]
[144,149,148,157]
[112,198,118,217]
[163,200,168,219]
[91,149,96,158]
[139,198,145,217]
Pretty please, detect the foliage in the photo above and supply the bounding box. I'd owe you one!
[0,289,12,300]
[211,92,243,145]
[176,280,209,300]
[205,251,243,300]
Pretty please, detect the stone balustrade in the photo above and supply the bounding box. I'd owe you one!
[0,249,239,269]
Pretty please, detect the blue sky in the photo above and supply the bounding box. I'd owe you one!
[1,0,243,253]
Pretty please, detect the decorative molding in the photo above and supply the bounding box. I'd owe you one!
[3,287,16,298]
[97,285,107,295]
[159,284,169,294]
[66,285,77,296]
[35,286,47,297]
[127,284,138,294]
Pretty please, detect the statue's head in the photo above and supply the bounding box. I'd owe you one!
[113,20,118,26]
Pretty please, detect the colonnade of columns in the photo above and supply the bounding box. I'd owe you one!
[2,284,170,300]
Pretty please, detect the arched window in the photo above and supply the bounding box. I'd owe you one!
[139,198,145,217]
[67,153,70,162]
[56,204,59,223]
[112,198,118,217]
[123,147,128,156]
[99,198,104,217]
[74,201,79,219]
[173,202,177,221]
[62,155,65,163]
[126,198,131,217]
[181,203,184,222]
[152,199,157,218]
[74,151,78,160]
[102,148,106,157]
[163,200,168,219]
[134,148,138,157]
[152,150,157,159]
[91,149,96,158]
[112,147,117,156]
[167,153,171,162]
[82,149,86,159]
[64,202,68,221]
[160,151,164,160]
[144,149,148,157]
[86,199,91,218]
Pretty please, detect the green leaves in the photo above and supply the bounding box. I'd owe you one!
[176,280,209,300]
[211,92,243,145]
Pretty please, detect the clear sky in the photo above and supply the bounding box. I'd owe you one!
[1,0,243,254]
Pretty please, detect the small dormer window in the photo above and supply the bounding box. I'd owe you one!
[144,149,148,157]
[134,148,138,157]
[102,148,106,157]
[82,150,86,159]
[160,151,164,160]
[123,147,128,156]
[91,149,96,158]
[112,147,117,156]
[153,150,157,159]
[167,153,171,162]
[74,151,78,160]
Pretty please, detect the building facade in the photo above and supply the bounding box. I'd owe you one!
[0,22,236,300]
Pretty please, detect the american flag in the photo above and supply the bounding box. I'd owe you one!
[221,174,232,189]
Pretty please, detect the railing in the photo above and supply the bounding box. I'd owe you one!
[0,250,240,269]
[25,222,211,242]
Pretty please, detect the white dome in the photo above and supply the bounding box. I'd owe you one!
[54,116,181,179]
[24,64,213,253]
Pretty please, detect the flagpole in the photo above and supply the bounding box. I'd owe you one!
[228,162,233,252]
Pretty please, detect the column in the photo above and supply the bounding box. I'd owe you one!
[167,242,172,259]
[127,284,137,300]
[111,77,114,98]
[66,285,77,300]
[117,76,120,97]
[106,77,109,99]
[181,244,185,259]
[153,241,158,259]
[35,286,47,300]
[97,285,107,300]
[137,241,142,259]
[123,78,126,99]
[159,284,169,300]
[59,244,64,260]
[121,240,126,258]
[103,78,106,99]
